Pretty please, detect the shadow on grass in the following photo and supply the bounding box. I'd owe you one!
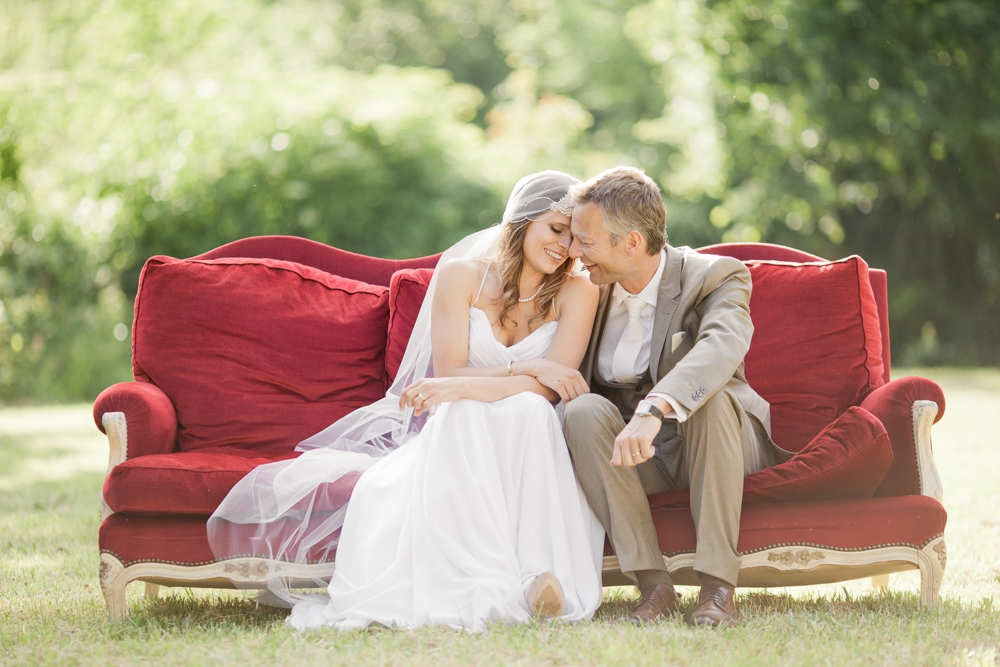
[120,587,947,624]
[592,585,1000,628]
[739,588,923,616]
[107,594,290,636]
[91,584,1000,648]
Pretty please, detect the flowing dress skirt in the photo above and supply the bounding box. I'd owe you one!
[287,392,605,631]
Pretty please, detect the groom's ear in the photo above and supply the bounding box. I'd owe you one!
[623,230,646,255]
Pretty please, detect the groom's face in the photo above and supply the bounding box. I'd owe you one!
[569,202,630,285]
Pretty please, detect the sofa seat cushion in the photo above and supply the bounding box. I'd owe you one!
[645,495,947,558]
[386,268,434,382]
[133,256,390,456]
[647,406,892,509]
[101,514,219,566]
[103,448,301,515]
[743,256,884,452]
[103,496,946,569]
[100,512,346,567]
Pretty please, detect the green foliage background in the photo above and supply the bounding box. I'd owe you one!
[0,0,998,403]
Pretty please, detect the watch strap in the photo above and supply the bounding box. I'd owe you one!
[637,400,665,421]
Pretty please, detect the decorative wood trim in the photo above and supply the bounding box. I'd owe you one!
[767,549,824,567]
[912,400,944,501]
[918,537,946,607]
[98,552,336,619]
[601,537,946,606]
[99,552,127,620]
[100,412,128,522]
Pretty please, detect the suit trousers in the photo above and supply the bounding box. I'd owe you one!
[563,389,776,587]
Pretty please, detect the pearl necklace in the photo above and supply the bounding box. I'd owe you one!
[518,283,544,303]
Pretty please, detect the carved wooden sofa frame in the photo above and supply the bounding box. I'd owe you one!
[96,239,947,618]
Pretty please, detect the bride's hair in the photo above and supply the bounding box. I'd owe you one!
[494,215,573,331]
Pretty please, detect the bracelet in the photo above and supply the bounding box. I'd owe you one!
[507,360,514,376]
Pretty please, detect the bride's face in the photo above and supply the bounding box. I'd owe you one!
[521,213,572,275]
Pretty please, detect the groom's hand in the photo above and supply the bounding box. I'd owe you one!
[611,414,660,467]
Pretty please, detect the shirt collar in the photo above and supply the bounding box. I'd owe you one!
[613,249,666,309]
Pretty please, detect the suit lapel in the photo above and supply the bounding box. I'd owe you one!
[649,245,682,382]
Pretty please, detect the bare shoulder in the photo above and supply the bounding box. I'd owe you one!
[435,257,490,303]
[438,256,489,282]
[555,273,599,310]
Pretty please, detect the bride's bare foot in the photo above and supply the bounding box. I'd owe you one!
[526,572,565,618]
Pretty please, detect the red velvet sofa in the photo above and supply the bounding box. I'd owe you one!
[94,236,947,619]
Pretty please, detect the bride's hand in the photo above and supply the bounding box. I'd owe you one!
[520,359,590,403]
[399,378,466,416]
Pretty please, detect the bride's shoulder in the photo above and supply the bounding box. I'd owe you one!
[556,273,599,307]
[561,272,598,294]
[434,258,492,304]
[437,257,490,284]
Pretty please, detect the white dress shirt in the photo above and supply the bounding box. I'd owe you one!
[597,249,688,422]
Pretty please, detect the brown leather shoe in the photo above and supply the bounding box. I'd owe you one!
[687,575,738,628]
[620,583,678,624]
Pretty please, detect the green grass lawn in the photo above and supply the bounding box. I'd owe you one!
[2,369,999,666]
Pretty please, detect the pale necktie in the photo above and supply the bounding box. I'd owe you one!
[611,295,644,384]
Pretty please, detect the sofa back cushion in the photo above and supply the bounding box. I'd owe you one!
[744,256,884,452]
[133,256,390,456]
[386,268,434,382]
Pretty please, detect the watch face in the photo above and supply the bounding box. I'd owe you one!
[636,401,661,419]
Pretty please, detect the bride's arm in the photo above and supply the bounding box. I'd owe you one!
[507,276,598,402]
[537,274,599,370]
[400,272,598,414]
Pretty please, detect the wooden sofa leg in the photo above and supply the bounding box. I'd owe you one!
[918,536,946,607]
[144,583,161,599]
[871,574,890,591]
[99,552,129,620]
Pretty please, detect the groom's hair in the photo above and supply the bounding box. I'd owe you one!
[571,166,666,255]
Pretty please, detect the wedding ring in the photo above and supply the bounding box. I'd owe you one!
[631,450,640,457]
[417,393,426,400]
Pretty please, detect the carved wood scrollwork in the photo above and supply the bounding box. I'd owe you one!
[222,560,273,580]
[99,558,112,585]
[932,541,947,569]
[767,549,825,567]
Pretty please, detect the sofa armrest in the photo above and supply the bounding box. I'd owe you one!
[93,381,179,461]
[859,376,946,499]
[94,382,178,521]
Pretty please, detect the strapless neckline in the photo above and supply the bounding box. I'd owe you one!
[470,307,558,350]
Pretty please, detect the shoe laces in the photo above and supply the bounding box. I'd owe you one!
[701,585,730,607]
[637,585,668,608]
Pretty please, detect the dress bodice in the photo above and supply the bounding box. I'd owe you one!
[466,308,558,369]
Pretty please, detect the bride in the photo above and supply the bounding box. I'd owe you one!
[208,171,605,631]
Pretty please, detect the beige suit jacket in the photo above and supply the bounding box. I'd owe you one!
[580,244,772,437]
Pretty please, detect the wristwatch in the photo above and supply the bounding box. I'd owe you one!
[634,399,665,421]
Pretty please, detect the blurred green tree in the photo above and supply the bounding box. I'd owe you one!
[509,0,1000,364]
[0,0,592,402]
[699,0,1000,364]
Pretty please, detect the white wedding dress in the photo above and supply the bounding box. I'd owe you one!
[286,307,606,631]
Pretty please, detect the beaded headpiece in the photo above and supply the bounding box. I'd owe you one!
[548,193,575,217]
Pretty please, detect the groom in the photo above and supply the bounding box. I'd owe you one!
[563,167,788,628]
